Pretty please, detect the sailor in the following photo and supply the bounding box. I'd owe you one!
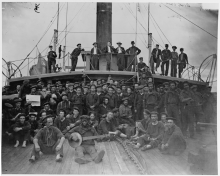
[159,117,186,155]
[132,111,165,150]
[139,72,148,85]
[171,46,178,77]
[29,115,65,163]
[123,86,135,120]
[54,109,70,132]
[97,96,111,123]
[39,102,55,117]
[179,81,195,138]
[67,106,81,128]
[157,84,166,120]
[86,85,99,114]
[65,115,105,164]
[119,97,135,126]
[161,44,172,76]
[71,86,84,115]
[88,111,99,129]
[126,41,141,71]
[96,85,104,105]
[163,82,169,92]
[134,85,144,121]
[159,112,167,125]
[115,86,123,108]
[58,45,62,59]
[178,48,188,78]
[10,98,25,123]
[137,57,147,74]
[70,44,85,71]
[12,113,31,148]
[151,44,162,74]
[102,41,116,71]
[47,45,57,73]
[66,83,76,102]
[56,92,73,115]
[115,42,126,71]
[28,113,39,142]
[164,81,181,128]
[143,82,159,112]
[106,86,117,109]
[91,42,102,70]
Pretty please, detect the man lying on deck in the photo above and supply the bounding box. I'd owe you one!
[65,115,105,164]
[132,111,165,151]
[158,117,186,155]
[29,116,65,163]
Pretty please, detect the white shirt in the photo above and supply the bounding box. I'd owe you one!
[108,46,111,53]
[93,47,97,54]
[118,47,122,54]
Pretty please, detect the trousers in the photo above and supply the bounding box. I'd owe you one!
[117,54,125,71]
[161,60,169,76]
[167,104,181,128]
[48,58,56,73]
[75,144,98,160]
[91,55,99,70]
[181,105,195,137]
[171,60,177,77]
[31,139,63,159]
[14,131,30,142]
[137,134,160,148]
[71,57,78,71]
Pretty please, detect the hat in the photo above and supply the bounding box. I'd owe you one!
[83,85,89,89]
[25,102,32,106]
[191,85,197,89]
[37,79,42,83]
[29,113,37,117]
[150,111,158,115]
[160,112,168,116]
[80,115,89,121]
[172,46,177,49]
[138,85,144,90]
[117,42,122,45]
[61,92,68,97]
[49,45,53,48]
[158,84,164,88]
[43,102,50,106]
[108,86,114,89]
[183,81,189,85]
[4,85,10,88]
[93,42,97,45]
[42,115,54,123]
[122,97,129,101]
[77,43,81,46]
[68,83,74,87]
[144,109,151,115]
[97,79,101,82]
[4,103,13,108]
[139,57,143,60]
[31,85,37,89]
[166,117,176,121]
[148,82,154,86]
[75,86,82,90]
[112,108,119,113]
[156,44,159,47]
[73,106,79,111]
[96,85,102,89]
[165,44,169,47]
[37,85,42,89]
[17,113,26,119]
[169,80,176,85]
[131,41,135,44]
[47,80,52,84]
[103,96,110,101]
[163,82,169,86]
[14,98,22,102]
[180,48,184,51]
[50,84,56,88]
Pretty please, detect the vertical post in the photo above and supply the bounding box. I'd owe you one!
[148,33,152,67]
[63,46,66,71]
[148,3,150,37]
[57,2,59,40]
[53,29,58,53]
[28,57,29,76]
[135,3,137,45]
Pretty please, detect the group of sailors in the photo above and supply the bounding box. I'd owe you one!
[2,77,214,164]
[48,42,188,78]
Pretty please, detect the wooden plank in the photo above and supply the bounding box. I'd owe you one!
[110,141,130,174]
[115,142,139,175]
[1,144,15,158]
[99,142,114,175]
[93,142,104,175]
[68,149,80,174]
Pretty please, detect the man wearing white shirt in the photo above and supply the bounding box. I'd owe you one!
[102,41,116,71]
[116,42,126,71]
[91,42,102,70]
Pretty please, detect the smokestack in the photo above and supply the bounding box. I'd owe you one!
[96,2,112,49]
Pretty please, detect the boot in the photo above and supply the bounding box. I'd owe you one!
[56,154,62,162]
[75,157,90,164]
[29,155,36,163]
[22,141,27,148]
[94,150,105,163]
[14,141,19,148]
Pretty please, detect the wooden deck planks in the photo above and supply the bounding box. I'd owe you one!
[94,142,104,175]
[110,141,130,175]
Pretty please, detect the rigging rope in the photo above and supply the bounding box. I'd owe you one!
[163,4,217,39]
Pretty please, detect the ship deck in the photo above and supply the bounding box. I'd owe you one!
[2,127,216,175]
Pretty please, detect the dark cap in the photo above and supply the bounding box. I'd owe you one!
[17,113,26,118]
[160,112,168,116]
[29,113,37,117]
[31,85,37,89]
[183,81,189,85]
[150,111,158,115]
[80,115,90,121]
[68,83,74,87]
[144,109,151,115]
[163,82,169,86]
[14,98,22,102]
[172,46,177,49]
[191,85,197,89]
[122,97,129,101]
[49,45,53,48]
[43,102,50,106]
[166,117,176,121]
[61,92,68,97]
[169,80,176,85]
[112,108,119,113]
[180,48,184,51]
[131,41,135,44]
[73,106,79,111]
[93,42,97,45]
[117,42,122,45]
[139,57,143,60]
[165,44,169,47]
[156,44,159,47]
[103,96,110,101]
[77,43,81,46]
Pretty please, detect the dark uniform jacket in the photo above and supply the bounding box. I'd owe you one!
[134,92,144,109]
[98,119,116,135]
[66,90,76,102]
[151,48,162,61]
[102,46,116,53]
[161,49,172,61]
[138,62,147,72]
[106,93,117,109]
[47,51,57,61]
[143,91,159,107]
[126,46,141,55]
[86,93,99,109]
[91,47,102,55]
[54,117,70,132]
[13,121,31,135]
[71,94,84,105]
[71,48,85,58]
[164,89,180,108]
[115,47,126,54]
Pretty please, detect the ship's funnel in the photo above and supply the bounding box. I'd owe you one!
[96,3,112,49]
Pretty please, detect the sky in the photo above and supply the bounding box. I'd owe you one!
[2,2,218,91]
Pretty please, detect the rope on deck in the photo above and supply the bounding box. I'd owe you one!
[115,137,146,175]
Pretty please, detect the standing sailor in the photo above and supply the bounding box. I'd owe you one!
[115,42,126,71]
[102,41,116,71]
[151,44,162,74]
[91,42,102,70]
[126,41,141,71]
[161,44,171,76]
[70,44,85,71]
[178,48,188,78]
[47,45,57,73]
[170,46,178,77]
[58,45,62,59]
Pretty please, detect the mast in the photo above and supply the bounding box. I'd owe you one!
[96,3,112,49]
[63,2,68,71]
[148,3,152,67]
[135,3,137,45]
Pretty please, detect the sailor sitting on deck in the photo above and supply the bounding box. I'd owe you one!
[132,111,165,151]
[65,115,105,164]
[29,115,65,163]
[158,117,186,155]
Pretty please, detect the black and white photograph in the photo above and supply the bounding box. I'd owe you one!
[1,1,218,175]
